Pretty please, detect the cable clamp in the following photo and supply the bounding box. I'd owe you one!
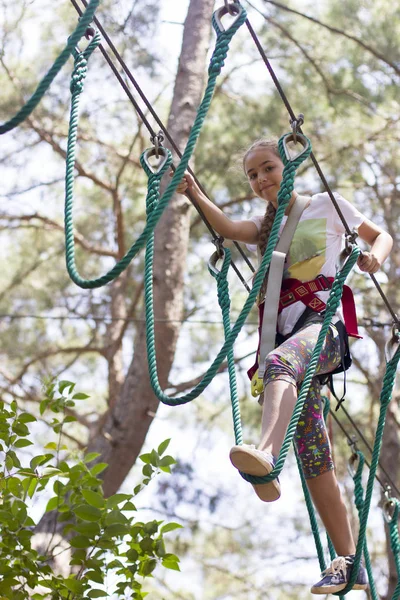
[289,113,304,144]
[212,235,225,259]
[224,0,241,15]
[150,130,165,159]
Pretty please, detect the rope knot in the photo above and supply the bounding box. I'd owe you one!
[70,53,88,95]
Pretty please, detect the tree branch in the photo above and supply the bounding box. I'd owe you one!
[262,0,400,77]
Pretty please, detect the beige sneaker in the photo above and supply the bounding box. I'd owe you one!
[229,444,281,502]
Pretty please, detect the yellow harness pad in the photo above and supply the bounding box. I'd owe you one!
[251,368,264,397]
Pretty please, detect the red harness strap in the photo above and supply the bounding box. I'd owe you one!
[247,274,361,382]
[279,275,361,338]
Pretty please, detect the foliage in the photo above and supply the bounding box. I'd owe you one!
[0,380,181,600]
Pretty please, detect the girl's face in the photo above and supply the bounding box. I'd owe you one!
[245,147,284,206]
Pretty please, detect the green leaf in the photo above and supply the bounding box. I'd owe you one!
[69,535,91,548]
[160,522,183,534]
[73,393,90,400]
[84,452,101,463]
[58,380,75,394]
[30,454,52,470]
[8,477,23,497]
[90,463,108,476]
[157,439,171,455]
[73,522,101,537]
[17,413,37,424]
[13,439,33,448]
[139,453,151,464]
[159,455,176,467]
[84,570,103,584]
[87,591,108,598]
[141,558,157,576]
[44,442,57,451]
[162,558,180,571]
[106,493,131,509]
[82,490,104,509]
[5,454,13,471]
[142,464,153,478]
[75,504,102,522]
[121,501,136,511]
[45,497,59,512]
[126,548,139,561]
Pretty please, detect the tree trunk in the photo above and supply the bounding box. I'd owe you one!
[85,0,215,496]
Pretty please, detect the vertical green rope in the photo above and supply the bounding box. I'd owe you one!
[388,499,400,600]
[339,344,400,596]
[350,450,379,599]
[0,0,100,134]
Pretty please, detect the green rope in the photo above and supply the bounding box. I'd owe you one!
[295,396,347,597]
[350,450,379,598]
[0,0,100,134]
[144,135,311,407]
[241,244,360,486]
[64,6,247,288]
[339,343,400,595]
[388,499,400,600]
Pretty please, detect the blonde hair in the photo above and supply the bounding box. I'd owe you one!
[243,138,281,302]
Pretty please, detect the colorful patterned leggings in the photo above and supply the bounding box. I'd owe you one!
[264,322,341,479]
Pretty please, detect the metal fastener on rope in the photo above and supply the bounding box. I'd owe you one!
[150,130,164,160]
[142,145,169,174]
[385,322,400,362]
[208,245,227,275]
[383,487,396,523]
[224,0,240,15]
[212,235,225,259]
[215,2,243,32]
[289,113,304,145]
[347,436,359,477]
[85,26,96,40]
[281,131,311,162]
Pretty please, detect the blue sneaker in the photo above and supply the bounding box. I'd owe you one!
[229,444,280,502]
[311,555,368,594]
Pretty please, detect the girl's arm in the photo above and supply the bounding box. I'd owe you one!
[357,218,393,274]
[175,171,259,244]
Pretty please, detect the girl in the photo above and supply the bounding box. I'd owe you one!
[176,138,393,594]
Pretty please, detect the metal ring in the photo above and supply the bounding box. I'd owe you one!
[142,146,169,174]
[347,452,360,478]
[215,2,242,33]
[208,248,226,276]
[281,132,310,162]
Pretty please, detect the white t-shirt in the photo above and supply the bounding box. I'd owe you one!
[248,192,364,336]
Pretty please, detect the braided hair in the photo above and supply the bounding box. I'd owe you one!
[243,138,281,303]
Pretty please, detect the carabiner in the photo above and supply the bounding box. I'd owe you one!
[224,0,240,15]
